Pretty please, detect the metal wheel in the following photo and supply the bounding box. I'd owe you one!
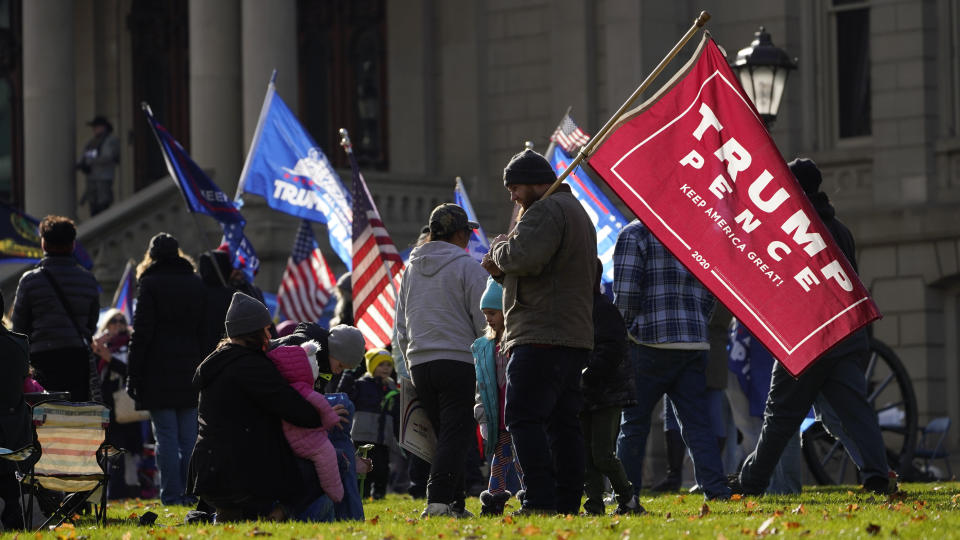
[801,338,918,485]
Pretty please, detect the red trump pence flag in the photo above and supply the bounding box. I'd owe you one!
[586,35,881,375]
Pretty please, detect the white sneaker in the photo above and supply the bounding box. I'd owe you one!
[421,502,455,518]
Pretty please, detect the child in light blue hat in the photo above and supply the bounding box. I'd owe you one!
[471,277,524,515]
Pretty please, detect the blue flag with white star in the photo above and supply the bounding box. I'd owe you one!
[547,145,626,286]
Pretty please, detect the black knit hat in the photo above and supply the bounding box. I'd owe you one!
[788,158,822,196]
[503,149,556,186]
[148,233,179,260]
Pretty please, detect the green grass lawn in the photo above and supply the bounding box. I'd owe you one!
[5,483,960,539]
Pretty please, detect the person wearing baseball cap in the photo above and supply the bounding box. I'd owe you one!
[395,202,488,518]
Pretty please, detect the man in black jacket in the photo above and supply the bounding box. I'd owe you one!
[733,158,896,496]
[12,215,99,401]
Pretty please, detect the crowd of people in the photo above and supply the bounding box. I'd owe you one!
[0,150,897,529]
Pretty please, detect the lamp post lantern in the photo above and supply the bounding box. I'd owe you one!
[731,27,798,127]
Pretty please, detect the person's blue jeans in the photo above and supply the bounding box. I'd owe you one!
[150,408,198,505]
[616,345,730,500]
[739,350,889,493]
[505,345,587,514]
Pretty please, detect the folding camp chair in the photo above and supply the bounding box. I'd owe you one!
[0,442,38,530]
[23,401,122,530]
[916,417,953,480]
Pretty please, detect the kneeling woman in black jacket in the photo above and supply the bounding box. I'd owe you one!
[188,292,346,521]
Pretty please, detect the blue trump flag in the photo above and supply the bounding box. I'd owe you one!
[237,74,353,269]
[143,103,259,279]
[0,201,93,269]
[547,145,626,285]
[453,177,489,262]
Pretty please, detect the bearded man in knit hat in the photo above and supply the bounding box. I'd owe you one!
[481,148,597,515]
[731,158,897,496]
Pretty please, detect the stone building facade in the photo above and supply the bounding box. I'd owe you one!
[4,0,959,459]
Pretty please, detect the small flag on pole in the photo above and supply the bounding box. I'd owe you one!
[550,112,591,154]
[111,259,137,324]
[342,129,404,349]
[142,103,259,279]
[277,220,337,323]
[545,112,627,287]
[237,72,353,268]
[453,177,489,262]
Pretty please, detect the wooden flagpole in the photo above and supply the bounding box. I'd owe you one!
[541,10,710,199]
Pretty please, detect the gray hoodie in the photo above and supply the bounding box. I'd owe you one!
[395,240,488,369]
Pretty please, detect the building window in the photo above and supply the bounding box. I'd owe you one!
[831,0,871,139]
[297,0,387,170]
[127,0,190,190]
[0,0,22,207]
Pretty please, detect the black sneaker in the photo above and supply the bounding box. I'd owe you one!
[863,471,899,496]
[510,505,553,517]
[726,474,762,496]
[613,494,646,515]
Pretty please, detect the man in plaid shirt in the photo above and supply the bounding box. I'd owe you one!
[612,219,731,501]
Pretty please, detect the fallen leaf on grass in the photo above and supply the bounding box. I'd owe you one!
[784,522,801,529]
[717,534,727,540]
[555,529,575,540]
[699,504,710,518]
[247,526,272,536]
[744,500,758,510]
[368,516,379,525]
[866,523,881,535]
[501,516,514,525]
[121,532,132,540]
[792,504,805,515]
[665,512,672,520]
[519,524,541,536]
[730,494,742,501]
[757,517,776,536]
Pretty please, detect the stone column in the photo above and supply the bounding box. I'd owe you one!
[23,0,76,218]
[241,0,297,146]
[189,0,242,195]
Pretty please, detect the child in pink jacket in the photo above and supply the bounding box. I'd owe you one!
[267,341,344,503]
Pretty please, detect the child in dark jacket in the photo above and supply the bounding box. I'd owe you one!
[473,277,524,515]
[338,348,399,499]
[581,259,644,515]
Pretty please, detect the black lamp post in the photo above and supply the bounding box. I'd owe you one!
[731,27,798,127]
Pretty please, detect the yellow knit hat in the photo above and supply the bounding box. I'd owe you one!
[365,348,393,376]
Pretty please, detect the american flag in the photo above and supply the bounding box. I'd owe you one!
[343,133,404,349]
[277,220,337,323]
[550,112,591,154]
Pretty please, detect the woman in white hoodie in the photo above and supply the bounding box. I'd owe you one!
[395,203,488,518]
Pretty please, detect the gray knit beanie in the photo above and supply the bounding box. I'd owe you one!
[224,292,272,338]
[503,148,556,186]
[327,324,366,369]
